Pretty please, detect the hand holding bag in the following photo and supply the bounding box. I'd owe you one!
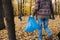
[24,16,40,32]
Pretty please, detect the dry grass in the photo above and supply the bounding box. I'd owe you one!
[0,16,60,40]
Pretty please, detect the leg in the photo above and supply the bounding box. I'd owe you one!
[43,18,52,36]
[37,16,42,40]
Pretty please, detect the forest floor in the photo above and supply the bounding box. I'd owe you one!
[0,16,60,40]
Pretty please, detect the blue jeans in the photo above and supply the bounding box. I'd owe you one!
[37,16,52,40]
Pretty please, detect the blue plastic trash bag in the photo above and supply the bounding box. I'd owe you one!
[24,16,40,32]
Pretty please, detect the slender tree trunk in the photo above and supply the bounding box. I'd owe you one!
[0,0,5,30]
[30,0,32,15]
[55,0,57,15]
[18,0,22,15]
[22,0,24,15]
[58,0,60,18]
[2,0,16,40]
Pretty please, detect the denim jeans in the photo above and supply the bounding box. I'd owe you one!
[37,16,52,40]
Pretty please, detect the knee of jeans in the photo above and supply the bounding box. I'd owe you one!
[38,24,42,30]
[44,25,48,29]
[38,23,42,26]
[44,22,48,26]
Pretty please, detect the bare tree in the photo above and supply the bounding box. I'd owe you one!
[2,0,16,40]
[30,0,32,15]
[0,0,5,30]
[58,0,60,17]
[55,0,57,15]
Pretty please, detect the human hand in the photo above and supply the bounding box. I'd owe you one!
[30,15,34,17]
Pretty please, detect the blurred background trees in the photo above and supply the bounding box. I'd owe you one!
[52,0,60,17]
[11,0,60,17]
[0,0,60,40]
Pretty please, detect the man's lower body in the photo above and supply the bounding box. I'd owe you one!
[37,16,53,40]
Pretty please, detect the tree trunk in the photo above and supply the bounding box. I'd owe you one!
[22,0,24,15]
[2,0,16,40]
[30,0,32,15]
[55,0,57,15]
[0,0,5,30]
